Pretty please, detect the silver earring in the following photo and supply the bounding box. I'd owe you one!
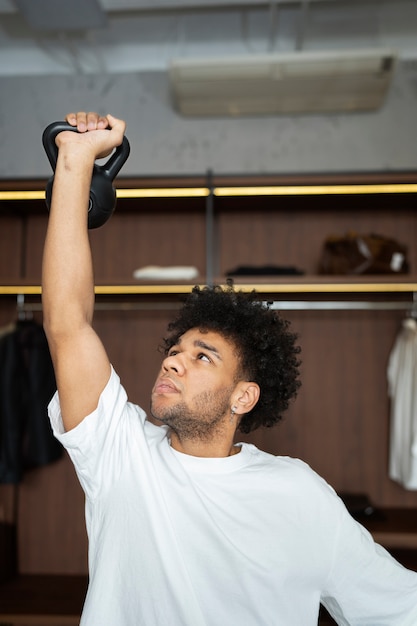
[230,406,237,423]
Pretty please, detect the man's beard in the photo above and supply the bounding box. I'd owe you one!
[150,386,234,442]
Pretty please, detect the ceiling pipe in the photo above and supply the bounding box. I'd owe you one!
[296,0,310,50]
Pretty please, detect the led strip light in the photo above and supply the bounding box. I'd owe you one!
[1,183,417,201]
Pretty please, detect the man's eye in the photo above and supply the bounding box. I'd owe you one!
[168,349,178,357]
[198,353,210,362]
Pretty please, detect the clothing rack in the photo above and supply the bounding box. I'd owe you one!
[270,300,417,313]
[6,284,417,314]
[13,298,417,313]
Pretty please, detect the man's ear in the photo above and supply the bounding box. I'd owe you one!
[233,382,260,416]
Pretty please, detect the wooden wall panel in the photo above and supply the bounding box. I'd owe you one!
[89,202,207,283]
[0,301,17,328]
[24,215,47,282]
[239,310,417,509]
[93,308,175,408]
[23,199,207,285]
[0,216,23,281]
[18,456,88,575]
[217,196,417,275]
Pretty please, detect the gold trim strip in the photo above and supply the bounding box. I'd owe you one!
[0,286,42,294]
[116,187,210,198]
[2,283,417,296]
[0,190,45,200]
[1,183,417,201]
[213,184,417,197]
[94,284,198,294]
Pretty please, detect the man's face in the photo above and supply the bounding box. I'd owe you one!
[150,328,241,440]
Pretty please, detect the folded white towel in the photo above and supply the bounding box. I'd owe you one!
[133,265,199,281]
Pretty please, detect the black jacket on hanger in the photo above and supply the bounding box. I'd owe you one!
[0,320,62,483]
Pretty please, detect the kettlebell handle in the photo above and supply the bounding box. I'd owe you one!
[42,121,130,229]
[42,121,130,180]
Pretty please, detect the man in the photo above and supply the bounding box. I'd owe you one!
[42,112,417,625]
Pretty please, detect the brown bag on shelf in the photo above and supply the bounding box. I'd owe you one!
[318,232,409,275]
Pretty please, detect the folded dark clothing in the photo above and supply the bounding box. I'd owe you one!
[226,265,305,277]
[338,492,386,522]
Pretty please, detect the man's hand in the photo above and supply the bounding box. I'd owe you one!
[54,111,126,163]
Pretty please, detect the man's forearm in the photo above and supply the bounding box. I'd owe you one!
[42,146,96,335]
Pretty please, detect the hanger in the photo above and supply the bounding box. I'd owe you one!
[401,292,417,330]
[16,294,34,323]
[410,292,417,320]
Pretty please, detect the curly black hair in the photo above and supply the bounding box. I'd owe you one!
[161,284,301,434]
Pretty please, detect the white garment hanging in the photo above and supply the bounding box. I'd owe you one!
[387,317,417,489]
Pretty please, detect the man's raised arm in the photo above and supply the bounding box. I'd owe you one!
[42,112,126,431]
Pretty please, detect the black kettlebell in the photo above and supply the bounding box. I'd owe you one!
[42,121,130,229]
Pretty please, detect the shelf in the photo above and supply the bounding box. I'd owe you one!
[1,278,417,297]
[362,508,417,550]
[1,171,417,200]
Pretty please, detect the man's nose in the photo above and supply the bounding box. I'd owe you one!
[163,353,185,374]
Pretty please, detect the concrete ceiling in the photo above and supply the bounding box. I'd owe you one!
[0,0,416,77]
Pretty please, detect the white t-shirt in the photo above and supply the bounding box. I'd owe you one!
[49,367,417,626]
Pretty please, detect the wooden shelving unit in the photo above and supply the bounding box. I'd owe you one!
[1,170,417,604]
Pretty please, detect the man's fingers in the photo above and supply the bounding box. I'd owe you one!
[105,114,126,144]
[64,111,109,133]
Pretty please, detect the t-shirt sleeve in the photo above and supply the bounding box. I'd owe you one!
[321,494,417,625]
[48,365,148,500]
